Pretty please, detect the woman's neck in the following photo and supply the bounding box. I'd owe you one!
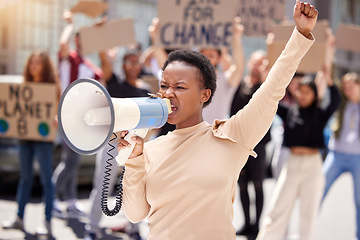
[126,77,138,87]
[32,76,42,83]
[176,114,204,130]
[348,97,360,104]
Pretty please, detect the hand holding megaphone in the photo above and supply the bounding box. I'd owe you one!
[116,129,148,165]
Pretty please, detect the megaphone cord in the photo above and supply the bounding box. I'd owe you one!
[101,132,125,216]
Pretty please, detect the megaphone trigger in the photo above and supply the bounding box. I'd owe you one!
[115,129,149,166]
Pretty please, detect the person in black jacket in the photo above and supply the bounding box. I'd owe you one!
[231,50,270,236]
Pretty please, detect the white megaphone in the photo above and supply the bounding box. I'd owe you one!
[57,78,171,165]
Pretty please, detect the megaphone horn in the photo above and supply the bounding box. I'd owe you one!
[57,78,171,156]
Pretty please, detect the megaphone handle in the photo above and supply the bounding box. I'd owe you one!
[115,129,149,166]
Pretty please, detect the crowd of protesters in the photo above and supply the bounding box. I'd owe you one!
[1,2,360,240]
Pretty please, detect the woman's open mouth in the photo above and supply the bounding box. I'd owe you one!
[169,104,177,117]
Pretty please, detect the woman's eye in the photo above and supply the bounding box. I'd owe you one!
[177,86,185,90]
[160,85,168,89]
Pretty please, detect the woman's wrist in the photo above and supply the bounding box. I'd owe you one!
[296,26,312,39]
[129,153,143,159]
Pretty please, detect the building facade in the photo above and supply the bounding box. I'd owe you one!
[0,0,358,77]
[0,0,157,75]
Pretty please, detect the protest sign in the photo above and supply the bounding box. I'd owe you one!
[0,79,57,142]
[237,0,286,36]
[70,0,108,18]
[142,75,160,93]
[267,21,328,73]
[335,24,360,53]
[79,18,135,55]
[157,0,238,49]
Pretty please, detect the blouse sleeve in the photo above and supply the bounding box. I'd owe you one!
[321,85,341,120]
[122,154,150,223]
[215,28,314,152]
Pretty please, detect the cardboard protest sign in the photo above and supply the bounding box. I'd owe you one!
[157,0,238,49]
[0,80,58,142]
[70,0,108,18]
[335,24,360,53]
[267,21,328,73]
[142,75,160,94]
[79,18,135,55]
[237,0,286,36]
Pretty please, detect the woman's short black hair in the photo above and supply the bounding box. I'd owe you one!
[162,49,217,107]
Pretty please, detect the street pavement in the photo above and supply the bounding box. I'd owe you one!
[0,173,356,240]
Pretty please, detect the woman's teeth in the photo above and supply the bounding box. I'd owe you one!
[170,105,177,114]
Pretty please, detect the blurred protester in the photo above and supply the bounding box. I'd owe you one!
[271,27,336,180]
[230,50,270,237]
[200,17,245,123]
[140,17,168,81]
[140,17,176,136]
[52,10,102,219]
[257,69,341,239]
[84,47,150,240]
[322,72,360,240]
[2,50,60,236]
[282,73,304,107]
[270,73,304,180]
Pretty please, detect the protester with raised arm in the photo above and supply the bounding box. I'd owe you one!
[256,3,341,239]
[120,2,318,239]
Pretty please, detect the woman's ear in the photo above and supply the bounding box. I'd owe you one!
[201,89,211,103]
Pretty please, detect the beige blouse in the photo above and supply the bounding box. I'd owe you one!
[123,28,314,240]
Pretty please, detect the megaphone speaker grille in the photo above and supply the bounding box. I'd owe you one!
[58,78,115,155]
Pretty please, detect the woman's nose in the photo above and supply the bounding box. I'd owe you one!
[163,87,175,98]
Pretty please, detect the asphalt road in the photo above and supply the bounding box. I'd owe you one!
[0,173,356,240]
